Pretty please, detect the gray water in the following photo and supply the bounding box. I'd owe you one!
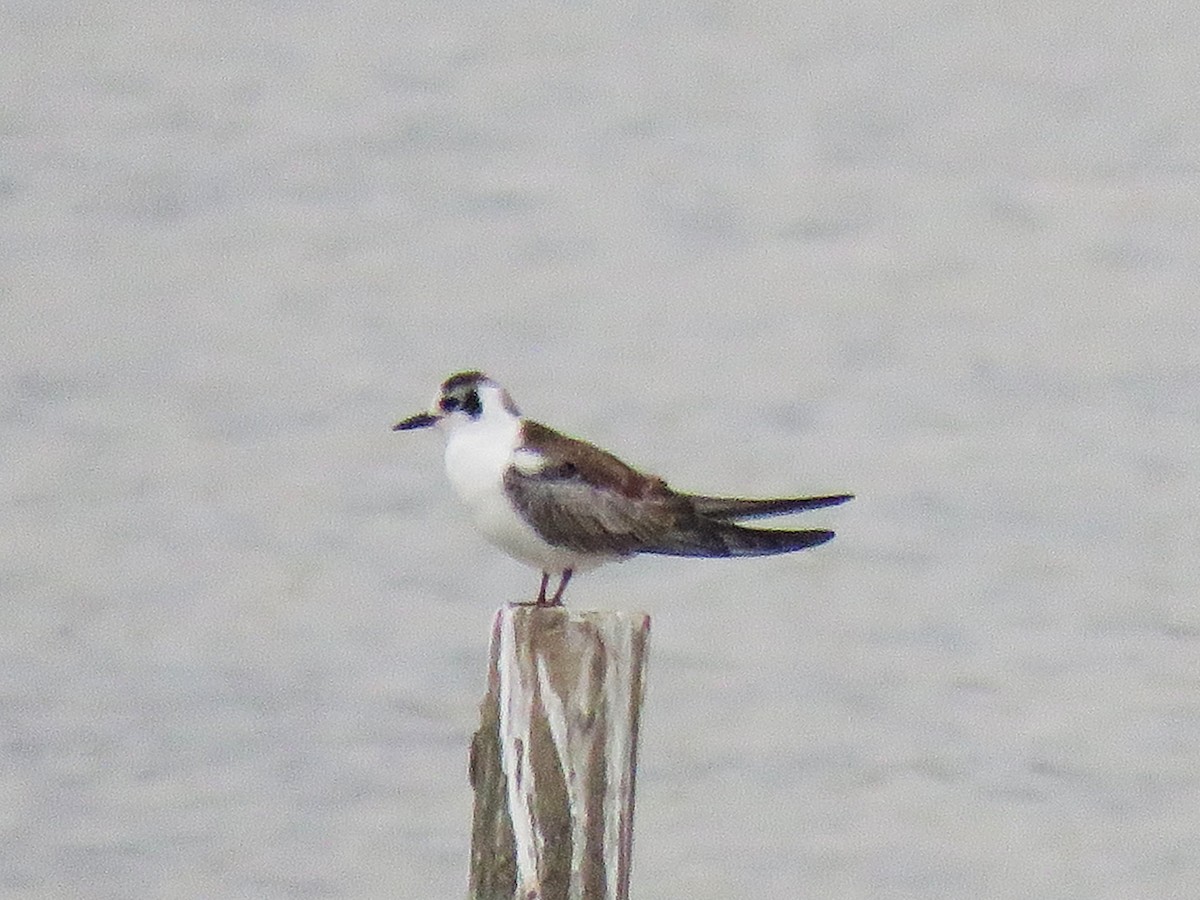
[3,2,1199,897]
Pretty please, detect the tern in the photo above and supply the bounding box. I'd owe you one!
[394,371,852,606]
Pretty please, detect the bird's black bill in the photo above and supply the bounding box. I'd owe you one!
[393,412,439,431]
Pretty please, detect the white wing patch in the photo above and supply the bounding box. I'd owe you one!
[512,447,548,475]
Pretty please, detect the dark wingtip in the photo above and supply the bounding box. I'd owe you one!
[764,528,836,552]
[743,525,837,554]
[689,492,855,520]
[638,524,838,558]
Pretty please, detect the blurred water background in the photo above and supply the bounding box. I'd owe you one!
[3,1,1199,897]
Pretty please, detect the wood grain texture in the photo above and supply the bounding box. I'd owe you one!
[469,605,651,900]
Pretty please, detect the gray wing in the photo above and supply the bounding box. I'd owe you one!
[502,462,686,556]
[503,463,837,558]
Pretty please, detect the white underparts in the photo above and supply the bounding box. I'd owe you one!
[440,396,609,575]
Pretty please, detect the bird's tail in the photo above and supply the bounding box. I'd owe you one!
[688,493,853,520]
[639,522,836,558]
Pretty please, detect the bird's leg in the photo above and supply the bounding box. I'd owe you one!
[548,569,573,606]
[535,571,550,605]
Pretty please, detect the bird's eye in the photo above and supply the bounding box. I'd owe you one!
[439,388,482,416]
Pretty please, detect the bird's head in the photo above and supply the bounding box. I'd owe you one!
[393,370,522,436]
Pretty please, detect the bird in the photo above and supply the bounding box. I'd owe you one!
[393,371,852,606]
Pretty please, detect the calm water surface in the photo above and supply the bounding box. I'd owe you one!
[3,2,1198,897]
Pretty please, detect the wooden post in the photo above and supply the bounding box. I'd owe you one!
[468,605,651,900]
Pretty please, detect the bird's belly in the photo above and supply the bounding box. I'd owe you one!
[470,487,596,572]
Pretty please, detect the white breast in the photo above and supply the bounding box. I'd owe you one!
[442,415,608,574]
[442,411,519,508]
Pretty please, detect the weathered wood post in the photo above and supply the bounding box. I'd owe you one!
[468,605,651,900]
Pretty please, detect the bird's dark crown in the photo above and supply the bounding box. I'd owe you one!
[437,370,520,418]
[441,370,488,393]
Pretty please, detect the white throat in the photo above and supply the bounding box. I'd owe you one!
[442,401,522,505]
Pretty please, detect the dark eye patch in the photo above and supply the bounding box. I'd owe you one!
[439,389,482,416]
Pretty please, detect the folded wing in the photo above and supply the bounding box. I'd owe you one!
[504,434,845,559]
